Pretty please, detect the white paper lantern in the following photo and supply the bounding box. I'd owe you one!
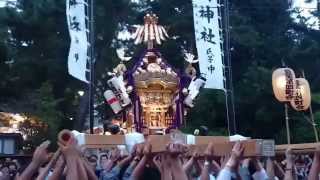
[290,78,311,111]
[104,90,122,114]
[272,68,296,102]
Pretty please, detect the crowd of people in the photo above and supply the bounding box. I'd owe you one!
[0,136,319,180]
[0,158,21,179]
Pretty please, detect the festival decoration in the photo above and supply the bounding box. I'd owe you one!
[184,53,198,78]
[104,14,205,134]
[106,48,132,108]
[107,75,131,107]
[133,13,169,46]
[103,90,122,114]
[290,78,311,111]
[66,0,89,82]
[272,68,296,102]
[116,48,132,62]
[182,53,206,107]
[272,67,296,144]
[184,76,206,108]
[192,0,225,90]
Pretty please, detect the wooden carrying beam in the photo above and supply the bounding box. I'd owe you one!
[85,134,125,146]
[147,135,230,152]
[276,143,320,154]
[83,134,275,157]
[84,135,229,148]
[185,140,274,157]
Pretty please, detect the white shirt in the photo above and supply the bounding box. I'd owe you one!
[217,168,233,180]
[197,174,216,180]
[252,169,268,180]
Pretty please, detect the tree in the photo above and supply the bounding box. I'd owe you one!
[1,0,320,145]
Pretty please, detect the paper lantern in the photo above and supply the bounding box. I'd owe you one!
[272,68,296,102]
[290,78,311,111]
[104,90,122,114]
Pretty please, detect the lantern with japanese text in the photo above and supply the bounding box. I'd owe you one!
[272,68,296,102]
[290,78,311,111]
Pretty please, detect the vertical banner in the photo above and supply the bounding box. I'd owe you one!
[66,0,89,83]
[192,0,225,90]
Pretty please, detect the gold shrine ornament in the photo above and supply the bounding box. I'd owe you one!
[272,68,296,102]
[290,78,311,111]
[133,13,169,46]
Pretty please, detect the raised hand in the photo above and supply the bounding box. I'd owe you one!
[204,143,214,161]
[130,144,138,157]
[109,148,121,163]
[165,143,188,180]
[231,141,244,159]
[225,141,244,171]
[166,143,187,158]
[58,136,89,180]
[153,154,173,180]
[48,156,66,180]
[285,148,294,162]
[55,155,65,169]
[135,143,144,157]
[18,140,51,180]
[32,140,51,166]
[131,143,153,180]
[284,148,295,180]
[153,154,164,173]
[252,157,263,171]
[220,154,231,168]
[308,145,320,180]
[217,142,244,180]
[143,143,152,157]
[58,137,79,157]
[200,143,215,180]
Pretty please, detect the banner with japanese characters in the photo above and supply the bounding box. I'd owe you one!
[66,0,89,83]
[192,0,225,90]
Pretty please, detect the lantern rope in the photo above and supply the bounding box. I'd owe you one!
[302,114,317,126]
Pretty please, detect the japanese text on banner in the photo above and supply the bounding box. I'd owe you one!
[193,0,225,90]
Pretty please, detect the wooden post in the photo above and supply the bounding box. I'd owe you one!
[309,104,319,142]
[302,70,319,142]
[285,104,291,144]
